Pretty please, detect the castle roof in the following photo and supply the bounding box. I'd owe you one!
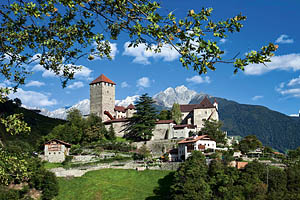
[180,96,215,112]
[89,74,116,85]
[115,106,126,113]
[126,104,136,110]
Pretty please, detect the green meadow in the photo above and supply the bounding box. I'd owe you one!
[55,169,174,200]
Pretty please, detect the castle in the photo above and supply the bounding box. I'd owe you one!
[89,74,219,139]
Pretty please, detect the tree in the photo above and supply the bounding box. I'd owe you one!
[171,103,182,125]
[171,151,212,200]
[157,110,171,121]
[107,124,116,141]
[124,94,157,141]
[0,0,277,191]
[200,119,226,145]
[239,135,263,154]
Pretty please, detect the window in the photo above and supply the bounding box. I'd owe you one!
[187,144,194,152]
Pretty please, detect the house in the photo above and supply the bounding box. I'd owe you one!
[178,135,216,161]
[44,139,71,163]
[179,97,219,132]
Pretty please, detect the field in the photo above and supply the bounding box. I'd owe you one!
[55,169,174,200]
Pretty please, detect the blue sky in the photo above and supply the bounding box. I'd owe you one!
[6,0,300,116]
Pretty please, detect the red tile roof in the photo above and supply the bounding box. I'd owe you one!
[155,120,175,124]
[45,139,71,147]
[178,135,213,144]
[89,74,116,85]
[126,104,136,110]
[180,96,215,112]
[115,106,126,112]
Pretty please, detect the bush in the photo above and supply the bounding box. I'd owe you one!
[62,155,73,166]
[69,144,82,155]
[0,186,20,200]
[29,169,58,200]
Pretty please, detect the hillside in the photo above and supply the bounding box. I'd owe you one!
[191,96,300,152]
[1,100,65,151]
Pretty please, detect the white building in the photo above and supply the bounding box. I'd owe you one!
[44,139,71,163]
[180,97,219,132]
[178,135,216,161]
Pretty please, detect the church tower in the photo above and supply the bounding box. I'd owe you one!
[89,74,115,121]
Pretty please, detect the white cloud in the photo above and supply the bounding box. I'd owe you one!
[244,53,300,75]
[121,81,129,88]
[8,88,57,107]
[276,78,300,98]
[220,38,227,44]
[287,76,300,86]
[252,95,263,101]
[32,64,92,79]
[67,81,84,89]
[186,75,211,84]
[136,77,151,88]
[123,42,180,65]
[25,80,45,87]
[275,34,294,44]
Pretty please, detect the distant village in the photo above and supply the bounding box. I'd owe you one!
[44,74,286,171]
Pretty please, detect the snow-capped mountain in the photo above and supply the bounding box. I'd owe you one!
[39,99,90,119]
[153,85,198,108]
[39,85,208,119]
[115,95,139,107]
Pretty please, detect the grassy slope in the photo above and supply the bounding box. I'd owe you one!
[55,169,173,200]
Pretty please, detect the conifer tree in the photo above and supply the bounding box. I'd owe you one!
[124,94,157,141]
[107,124,116,141]
[171,103,182,125]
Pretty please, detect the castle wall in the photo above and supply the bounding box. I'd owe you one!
[105,122,127,137]
[193,108,218,130]
[152,124,173,140]
[90,82,115,121]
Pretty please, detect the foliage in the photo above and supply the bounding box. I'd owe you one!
[133,144,151,160]
[200,119,226,145]
[29,167,59,200]
[124,94,157,141]
[0,148,31,185]
[238,135,262,154]
[171,103,182,125]
[107,124,116,141]
[0,0,277,90]
[171,151,212,200]
[169,150,300,200]
[157,110,171,121]
[46,110,110,145]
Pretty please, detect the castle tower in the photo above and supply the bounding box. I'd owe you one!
[89,74,115,121]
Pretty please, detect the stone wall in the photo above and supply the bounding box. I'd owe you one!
[135,139,180,156]
[105,121,127,137]
[152,124,173,140]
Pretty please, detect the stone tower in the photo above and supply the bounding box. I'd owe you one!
[89,74,115,121]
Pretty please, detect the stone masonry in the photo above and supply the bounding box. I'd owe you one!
[90,74,116,121]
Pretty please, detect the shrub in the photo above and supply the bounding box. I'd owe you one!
[0,186,20,200]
